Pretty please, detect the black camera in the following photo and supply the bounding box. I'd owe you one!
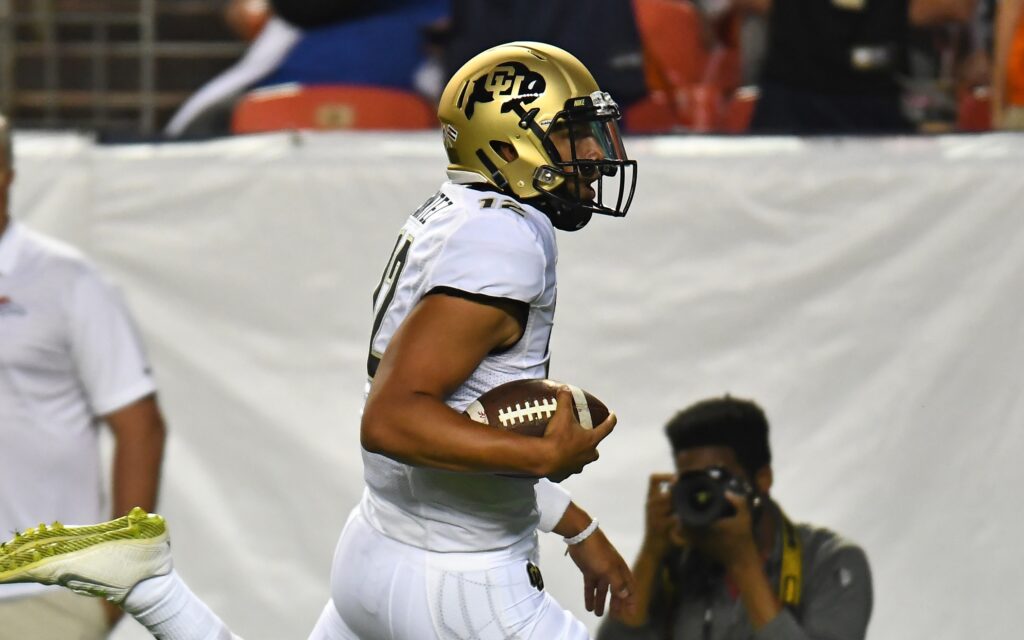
[671,467,757,528]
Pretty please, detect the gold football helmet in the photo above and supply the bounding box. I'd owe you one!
[438,41,637,231]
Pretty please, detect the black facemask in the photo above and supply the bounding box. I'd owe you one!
[534,185,595,231]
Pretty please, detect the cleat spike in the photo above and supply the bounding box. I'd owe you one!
[0,513,172,604]
[0,509,157,556]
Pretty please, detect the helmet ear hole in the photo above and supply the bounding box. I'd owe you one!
[490,141,518,163]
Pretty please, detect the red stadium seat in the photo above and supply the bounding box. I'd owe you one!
[704,46,742,95]
[956,87,992,132]
[633,0,709,90]
[690,84,724,132]
[231,84,437,133]
[624,94,681,133]
[629,0,745,133]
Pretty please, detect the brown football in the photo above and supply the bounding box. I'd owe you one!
[464,378,610,438]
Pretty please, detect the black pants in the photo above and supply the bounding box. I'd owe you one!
[750,82,912,135]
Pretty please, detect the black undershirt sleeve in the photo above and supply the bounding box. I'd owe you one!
[425,286,529,353]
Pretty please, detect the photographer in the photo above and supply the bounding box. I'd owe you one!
[597,396,872,640]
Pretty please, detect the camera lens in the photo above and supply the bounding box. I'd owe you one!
[672,467,748,528]
[687,487,714,510]
[673,473,727,528]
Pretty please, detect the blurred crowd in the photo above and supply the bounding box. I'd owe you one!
[20,0,1021,137]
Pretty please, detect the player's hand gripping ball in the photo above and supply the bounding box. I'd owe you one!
[464,379,610,437]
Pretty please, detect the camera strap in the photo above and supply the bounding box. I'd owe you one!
[778,511,803,608]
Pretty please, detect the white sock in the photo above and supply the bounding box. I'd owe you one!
[123,570,241,640]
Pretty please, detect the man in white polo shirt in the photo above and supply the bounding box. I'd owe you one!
[0,113,168,638]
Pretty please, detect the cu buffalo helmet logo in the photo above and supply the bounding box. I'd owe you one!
[464,61,546,120]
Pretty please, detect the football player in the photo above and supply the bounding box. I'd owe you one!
[0,41,639,640]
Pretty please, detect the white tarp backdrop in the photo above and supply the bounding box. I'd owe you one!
[9,131,1023,639]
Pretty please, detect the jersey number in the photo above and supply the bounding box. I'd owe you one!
[479,197,527,216]
[367,233,413,378]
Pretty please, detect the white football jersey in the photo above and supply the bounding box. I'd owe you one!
[360,181,559,552]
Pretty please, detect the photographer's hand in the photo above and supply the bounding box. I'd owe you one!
[609,473,680,627]
[691,490,759,565]
[690,492,782,630]
[642,473,678,558]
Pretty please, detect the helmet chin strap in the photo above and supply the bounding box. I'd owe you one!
[534,186,594,232]
[455,171,591,231]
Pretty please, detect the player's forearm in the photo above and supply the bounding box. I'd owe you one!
[361,392,552,475]
[552,501,593,538]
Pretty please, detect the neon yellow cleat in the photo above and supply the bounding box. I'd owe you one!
[0,511,172,604]
[0,507,153,556]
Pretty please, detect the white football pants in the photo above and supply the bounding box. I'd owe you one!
[307,509,590,640]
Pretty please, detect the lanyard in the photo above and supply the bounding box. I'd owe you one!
[778,511,802,608]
